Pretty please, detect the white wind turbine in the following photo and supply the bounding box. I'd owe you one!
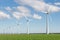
[26,19,32,34]
[44,6,52,34]
[45,6,56,34]
[16,19,22,34]
[23,13,31,34]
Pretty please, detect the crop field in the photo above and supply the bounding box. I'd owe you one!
[0,34,60,40]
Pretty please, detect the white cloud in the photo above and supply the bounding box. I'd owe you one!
[15,0,60,13]
[0,11,10,19]
[12,6,32,19]
[48,5,60,13]
[17,6,30,13]
[33,14,42,19]
[5,7,12,11]
[13,12,23,19]
[54,2,60,5]
[17,6,32,18]
[5,6,31,20]
[12,6,42,20]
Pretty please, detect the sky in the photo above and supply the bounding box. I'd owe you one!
[0,0,60,34]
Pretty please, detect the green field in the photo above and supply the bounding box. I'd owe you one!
[0,34,60,40]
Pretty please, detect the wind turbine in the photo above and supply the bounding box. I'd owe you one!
[45,7,53,34]
[25,16,30,34]
[22,13,31,34]
[27,18,32,34]
[16,20,21,34]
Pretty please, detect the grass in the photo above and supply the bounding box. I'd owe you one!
[0,34,60,40]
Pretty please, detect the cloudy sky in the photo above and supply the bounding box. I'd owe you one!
[0,0,60,33]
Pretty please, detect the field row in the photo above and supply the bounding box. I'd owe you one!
[0,34,60,40]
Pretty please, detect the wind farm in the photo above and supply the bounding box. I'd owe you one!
[0,0,60,40]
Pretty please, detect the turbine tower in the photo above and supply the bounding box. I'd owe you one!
[46,12,49,34]
[27,19,29,34]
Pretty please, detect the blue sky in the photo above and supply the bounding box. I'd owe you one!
[0,0,60,33]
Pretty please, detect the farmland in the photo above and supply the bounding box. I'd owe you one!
[0,34,60,40]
